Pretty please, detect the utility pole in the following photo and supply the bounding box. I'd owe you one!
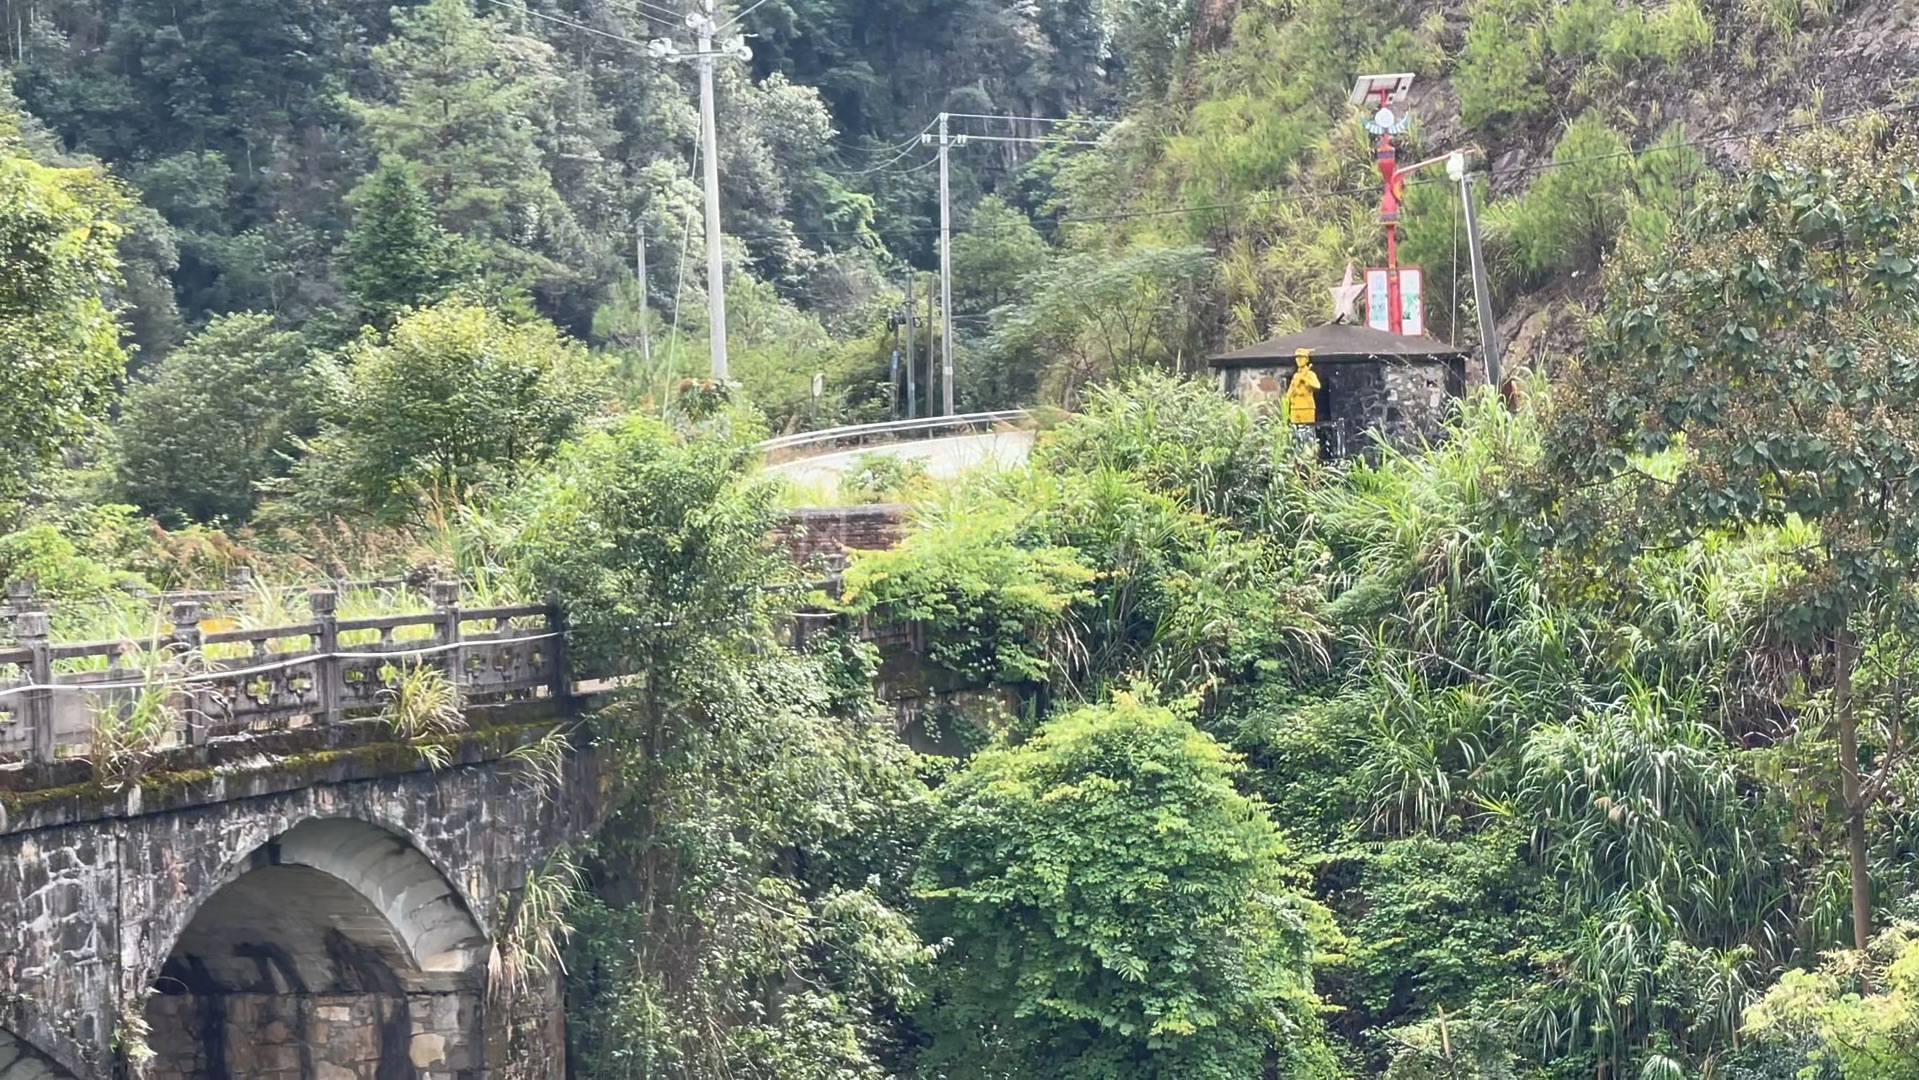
[903,274,917,420]
[1451,152,1502,391]
[695,9,727,381]
[635,225,652,366]
[649,12,750,382]
[912,112,1110,414]
[925,270,935,411]
[936,113,955,414]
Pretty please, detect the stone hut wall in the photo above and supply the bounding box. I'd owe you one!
[1218,356,1463,452]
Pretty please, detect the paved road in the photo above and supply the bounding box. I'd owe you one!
[766,429,1035,489]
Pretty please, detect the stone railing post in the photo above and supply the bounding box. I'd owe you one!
[171,600,206,745]
[17,610,53,765]
[227,566,253,607]
[548,599,570,706]
[4,577,35,641]
[432,581,463,689]
[310,588,341,726]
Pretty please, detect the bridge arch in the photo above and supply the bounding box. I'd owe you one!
[144,818,490,1078]
[0,1029,74,1080]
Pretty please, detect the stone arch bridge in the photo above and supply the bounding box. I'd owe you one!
[0,590,598,1079]
[0,509,916,1078]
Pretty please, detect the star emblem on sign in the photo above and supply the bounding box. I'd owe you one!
[1329,262,1365,324]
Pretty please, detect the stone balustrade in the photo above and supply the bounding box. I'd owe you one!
[0,583,563,773]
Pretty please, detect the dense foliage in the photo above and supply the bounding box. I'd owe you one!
[9,0,1919,1077]
[915,691,1339,1079]
[115,313,323,524]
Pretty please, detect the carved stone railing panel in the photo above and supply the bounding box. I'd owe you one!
[0,583,563,774]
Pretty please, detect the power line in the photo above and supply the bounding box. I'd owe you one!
[719,0,774,30]
[479,0,651,45]
[667,139,700,371]
[858,100,1919,243]
[950,133,1104,147]
[828,116,943,176]
[592,0,688,24]
[944,112,1122,126]
[628,100,1919,278]
[830,132,930,155]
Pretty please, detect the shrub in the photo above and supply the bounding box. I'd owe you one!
[914,691,1340,1079]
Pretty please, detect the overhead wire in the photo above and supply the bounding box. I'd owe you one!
[478,0,652,45]
[830,131,933,155]
[827,115,943,176]
[592,0,688,24]
[719,0,774,29]
[949,133,1104,146]
[942,112,1122,126]
[802,98,1919,247]
[667,139,700,371]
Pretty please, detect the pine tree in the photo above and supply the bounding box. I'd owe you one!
[351,0,558,237]
[343,160,461,327]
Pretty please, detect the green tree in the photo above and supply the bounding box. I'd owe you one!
[1743,922,1919,1079]
[352,0,561,237]
[986,244,1211,406]
[1536,120,1919,950]
[950,195,1048,315]
[115,312,324,524]
[0,135,130,508]
[292,301,607,519]
[913,691,1337,1079]
[505,415,934,1078]
[344,159,464,327]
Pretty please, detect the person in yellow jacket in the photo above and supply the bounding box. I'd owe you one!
[1285,348,1320,425]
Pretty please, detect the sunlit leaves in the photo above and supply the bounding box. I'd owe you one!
[914,692,1338,1079]
[0,142,130,507]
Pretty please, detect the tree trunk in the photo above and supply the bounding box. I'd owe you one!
[1836,626,1873,951]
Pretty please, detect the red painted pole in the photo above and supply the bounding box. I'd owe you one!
[1377,127,1402,334]
[1386,225,1401,334]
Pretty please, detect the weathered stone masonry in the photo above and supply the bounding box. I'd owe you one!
[0,720,595,1080]
[0,508,918,1079]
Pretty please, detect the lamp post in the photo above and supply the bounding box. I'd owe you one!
[1448,150,1502,390]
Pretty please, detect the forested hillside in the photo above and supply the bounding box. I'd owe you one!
[10,0,1919,1077]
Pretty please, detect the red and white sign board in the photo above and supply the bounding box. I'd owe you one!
[1364,266,1425,337]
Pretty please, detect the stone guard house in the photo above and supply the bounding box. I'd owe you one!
[1209,322,1468,456]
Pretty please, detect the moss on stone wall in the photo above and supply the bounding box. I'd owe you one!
[0,718,568,828]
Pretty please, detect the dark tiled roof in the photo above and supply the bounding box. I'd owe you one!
[1208,321,1470,366]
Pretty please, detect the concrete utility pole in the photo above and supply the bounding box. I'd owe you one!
[635,225,652,366]
[936,113,955,415]
[695,8,727,381]
[911,112,1111,414]
[1451,152,1502,391]
[903,274,917,419]
[649,9,750,382]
